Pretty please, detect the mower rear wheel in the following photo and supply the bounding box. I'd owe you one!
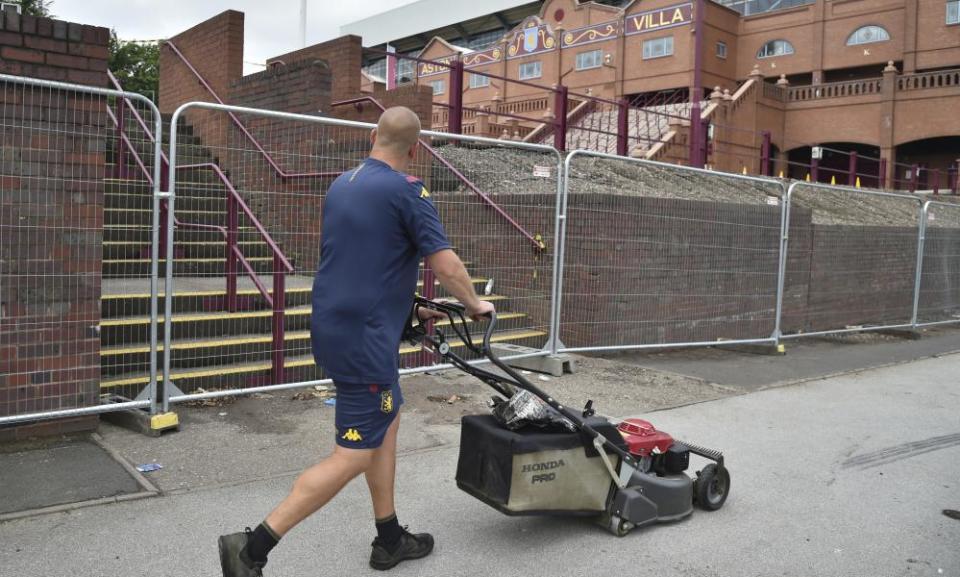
[694,464,730,511]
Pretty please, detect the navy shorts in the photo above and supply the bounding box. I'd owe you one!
[333,381,404,449]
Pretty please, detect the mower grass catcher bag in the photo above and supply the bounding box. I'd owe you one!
[455,414,623,516]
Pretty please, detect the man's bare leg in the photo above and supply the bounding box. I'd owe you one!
[265,445,375,536]
[365,411,401,520]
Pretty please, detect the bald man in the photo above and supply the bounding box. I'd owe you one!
[218,107,495,576]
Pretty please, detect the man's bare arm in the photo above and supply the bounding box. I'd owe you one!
[426,249,495,319]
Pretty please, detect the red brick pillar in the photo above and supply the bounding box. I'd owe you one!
[0,12,110,440]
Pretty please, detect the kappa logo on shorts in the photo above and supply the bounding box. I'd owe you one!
[380,390,394,414]
[341,428,363,442]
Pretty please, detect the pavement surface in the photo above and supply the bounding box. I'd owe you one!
[613,326,960,391]
[0,439,143,516]
[0,335,958,576]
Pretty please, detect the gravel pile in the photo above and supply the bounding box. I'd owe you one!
[430,145,960,227]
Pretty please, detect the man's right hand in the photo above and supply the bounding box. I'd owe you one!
[466,299,496,322]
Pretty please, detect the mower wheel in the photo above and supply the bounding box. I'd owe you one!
[694,464,730,511]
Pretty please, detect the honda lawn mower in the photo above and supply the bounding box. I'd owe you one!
[406,297,731,536]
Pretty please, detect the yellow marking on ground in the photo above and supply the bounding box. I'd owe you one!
[101,328,546,389]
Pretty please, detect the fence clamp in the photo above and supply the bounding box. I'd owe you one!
[155,190,174,200]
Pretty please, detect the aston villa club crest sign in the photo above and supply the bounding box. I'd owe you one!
[523,26,538,52]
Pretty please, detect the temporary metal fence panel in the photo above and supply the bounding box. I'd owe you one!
[166,102,561,405]
[0,74,163,426]
[556,150,786,353]
[779,182,923,339]
[915,201,960,327]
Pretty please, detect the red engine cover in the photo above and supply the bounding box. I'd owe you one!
[617,418,674,457]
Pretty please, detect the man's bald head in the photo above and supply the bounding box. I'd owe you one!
[371,107,421,160]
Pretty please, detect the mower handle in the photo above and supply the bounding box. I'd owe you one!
[410,296,496,356]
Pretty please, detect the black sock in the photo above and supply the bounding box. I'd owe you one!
[375,514,404,550]
[245,522,280,564]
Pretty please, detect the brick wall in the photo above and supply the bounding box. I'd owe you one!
[0,11,109,84]
[267,35,363,105]
[224,59,336,273]
[158,10,243,115]
[0,13,110,440]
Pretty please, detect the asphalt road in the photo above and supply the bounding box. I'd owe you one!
[1,353,958,577]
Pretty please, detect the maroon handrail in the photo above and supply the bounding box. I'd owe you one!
[106,71,292,384]
[164,42,543,252]
[331,96,546,251]
[163,41,341,181]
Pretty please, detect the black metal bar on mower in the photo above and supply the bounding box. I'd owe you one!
[408,296,645,471]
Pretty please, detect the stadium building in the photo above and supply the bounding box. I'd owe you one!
[347,0,960,187]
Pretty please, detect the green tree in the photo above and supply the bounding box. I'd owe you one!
[8,0,54,17]
[109,31,159,101]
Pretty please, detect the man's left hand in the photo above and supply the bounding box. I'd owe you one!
[417,307,448,322]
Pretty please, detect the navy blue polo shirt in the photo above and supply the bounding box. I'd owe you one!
[311,158,452,384]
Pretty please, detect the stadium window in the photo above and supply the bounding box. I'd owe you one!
[846,25,890,46]
[642,36,674,60]
[430,79,445,95]
[575,49,603,71]
[469,73,490,89]
[757,39,795,58]
[519,60,542,80]
[716,41,728,59]
[948,0,960,25]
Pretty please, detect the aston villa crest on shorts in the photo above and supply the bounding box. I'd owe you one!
[381,390,394,414]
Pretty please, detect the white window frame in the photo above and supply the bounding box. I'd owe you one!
[948,0,960,25]
[518,60,542,80]
[757,39,795,59]
[430,79,445,95]
[716,41,728,59]
[469,73,490,89]
[642,36,675,60]
[575,49,603,71]
[846,25,891,46]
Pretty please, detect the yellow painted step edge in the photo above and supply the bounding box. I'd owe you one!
[101,330,546,389]
[101,278,488,301]
[101,308,521,330]
[104,257,274,264]
[102,296,510,356]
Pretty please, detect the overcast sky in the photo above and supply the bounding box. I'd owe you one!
[53,0,413,73]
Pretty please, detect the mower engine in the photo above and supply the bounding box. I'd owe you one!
[617,419,690,476]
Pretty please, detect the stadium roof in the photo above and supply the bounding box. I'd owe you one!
[341,0,540,51]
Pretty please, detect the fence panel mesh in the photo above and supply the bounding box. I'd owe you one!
[916,201,960,326]
[1,77,160,424]
[781,183,921,337]
[165,106,558,400]
[558,152,784,351]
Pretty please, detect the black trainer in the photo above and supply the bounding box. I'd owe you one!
[369,527,435,571]
[218,528,265,577]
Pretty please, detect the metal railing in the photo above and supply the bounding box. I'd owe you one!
[330,96,545,252]
[165,102,563,405]
[107,71,295,387]
[555,150,787,354]
[0,73,164,426]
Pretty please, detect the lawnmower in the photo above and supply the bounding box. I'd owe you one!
[406,296,731,536]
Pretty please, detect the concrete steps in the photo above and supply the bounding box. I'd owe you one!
[100,117,548,394]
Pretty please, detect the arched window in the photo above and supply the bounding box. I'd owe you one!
[846,25,890,46]
[757,39,795,59]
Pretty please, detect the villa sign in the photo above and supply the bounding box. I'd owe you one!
[625,3,693,36]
